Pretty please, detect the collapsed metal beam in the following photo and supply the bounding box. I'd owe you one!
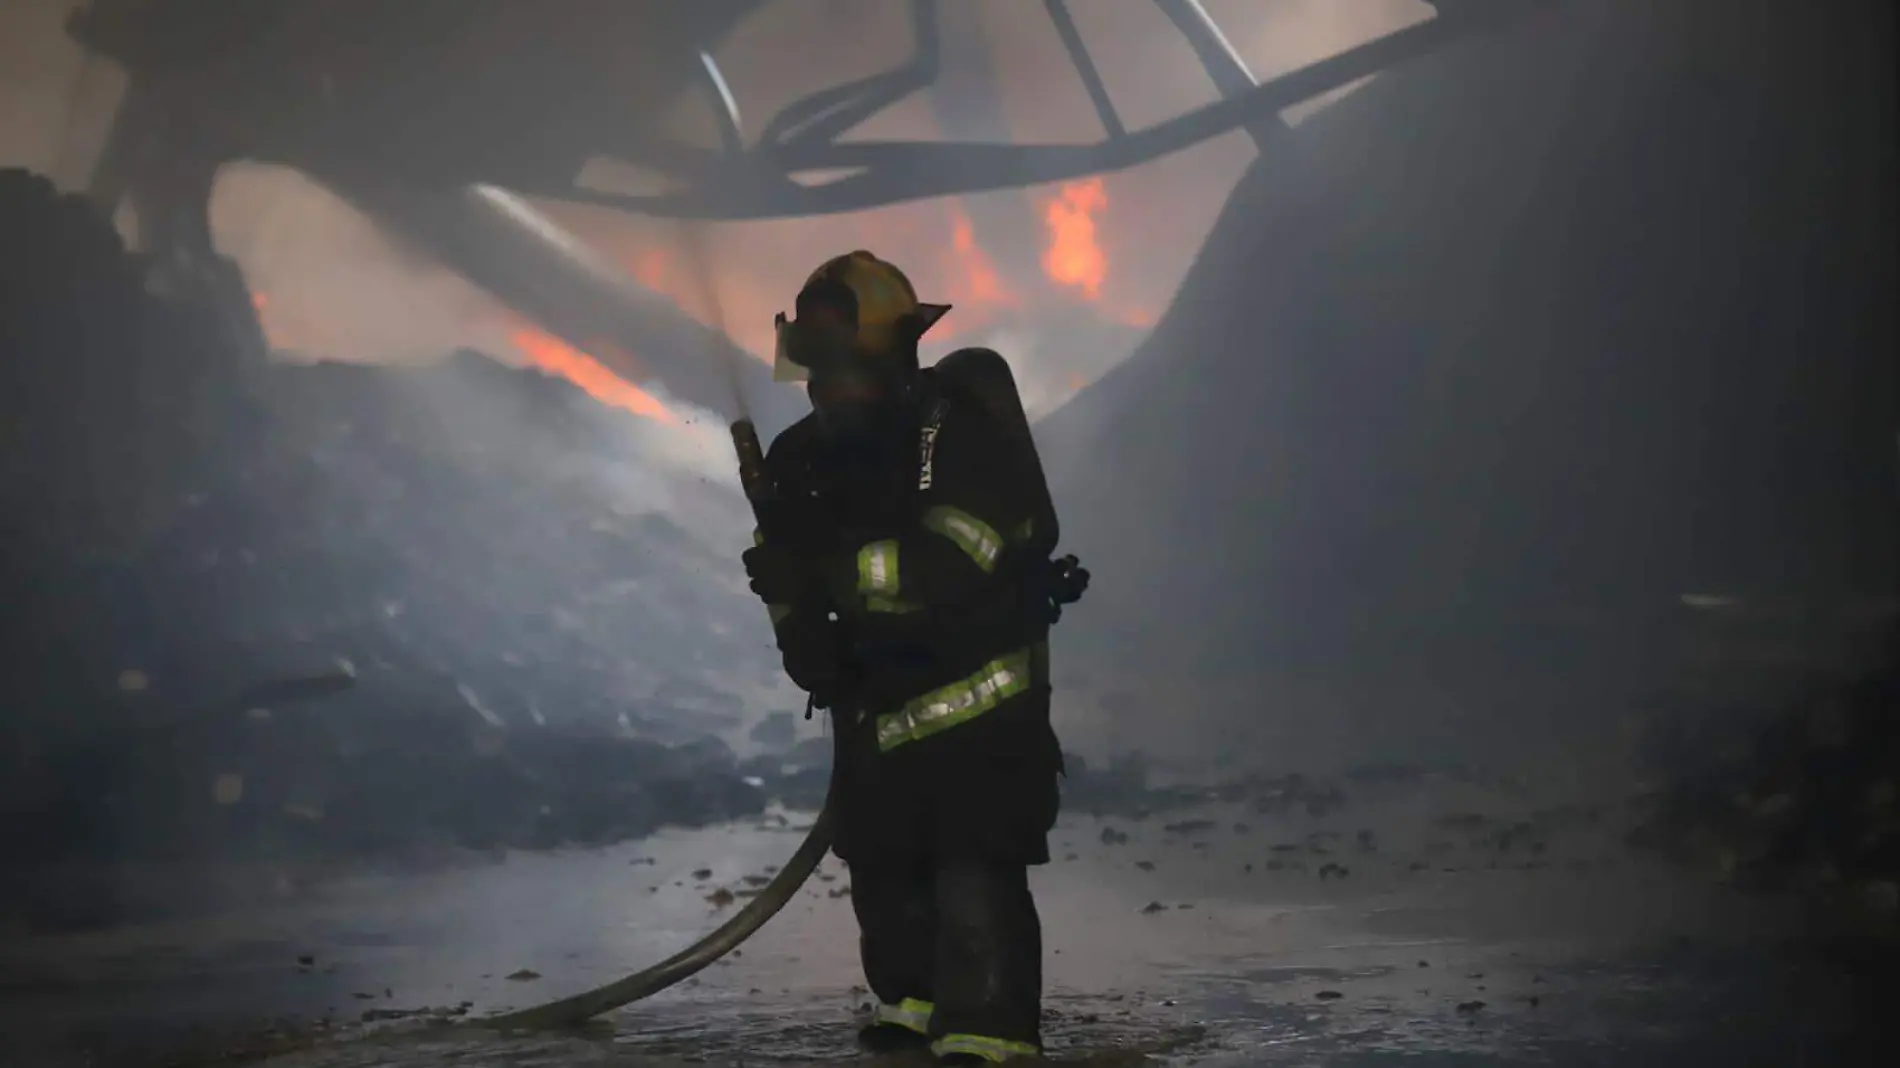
[74,0,1544,225]
[321,173,806,434]
[698,52,745,153]
[67,0,1550,425]
[1042,0,1126,141]
[756,0,941,151]
[1153,0,1285,151]
[541,3,1542,220]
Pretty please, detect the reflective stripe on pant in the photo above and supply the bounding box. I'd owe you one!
[852,861,1044,1052]
[931,1032,1042,1062]
[875,648,1034,752]
[873,997,935,1035]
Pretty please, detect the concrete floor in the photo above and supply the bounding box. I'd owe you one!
[0,801,1864,1067]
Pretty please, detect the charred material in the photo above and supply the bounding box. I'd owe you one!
[1632,610,1899,947]
[0,172,798,932]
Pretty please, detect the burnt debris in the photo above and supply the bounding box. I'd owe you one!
[1,171,788,930]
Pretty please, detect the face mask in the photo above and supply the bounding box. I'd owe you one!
[808,365,902,442]
[772,311,857,383]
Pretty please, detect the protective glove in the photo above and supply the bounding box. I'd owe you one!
[1024,554,1091,624]
[742,542,817,605]
[1049,554,1090,606]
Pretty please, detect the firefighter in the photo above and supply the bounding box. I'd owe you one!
[742,251,1076,1065]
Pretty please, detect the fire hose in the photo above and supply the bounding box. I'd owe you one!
[470,311,1089,1033]
[478,785,838,1030]
[474,211,842,1028]
[479,402,1086,1031]
[312,188,1084,1031]
[470,340,1089,1034]
[479,415,840,1031]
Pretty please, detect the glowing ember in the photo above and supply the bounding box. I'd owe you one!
[510,327,676,424]
[250,290,304,351]
[1041,179,1110,300]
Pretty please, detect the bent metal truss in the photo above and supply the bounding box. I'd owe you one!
[65,0,1553,400]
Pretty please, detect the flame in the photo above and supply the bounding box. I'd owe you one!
[581,195,1029,359]
[250,289,308,352]
[950,210,1010,307]
[931,202,1018,338]
[510,327,677,424]
[1041,178,1110,301]
[624,246,712,322]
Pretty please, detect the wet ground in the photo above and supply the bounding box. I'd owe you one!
[0,801,1866,1067]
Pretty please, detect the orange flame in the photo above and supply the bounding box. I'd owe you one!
[250,289,306,352]
[931,202,1019,338]
[951,211,1009,307]
[510,327,676,424]
[1041,179,1110,301]
[624,246,711,321]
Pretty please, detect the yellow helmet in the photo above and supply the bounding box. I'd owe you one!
[773,251,950,382]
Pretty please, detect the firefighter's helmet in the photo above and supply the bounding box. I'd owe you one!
[772,251,950,382]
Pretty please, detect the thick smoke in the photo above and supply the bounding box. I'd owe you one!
[1040,0,1897,781]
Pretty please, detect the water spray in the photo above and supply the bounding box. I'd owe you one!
[477,157,840,1034]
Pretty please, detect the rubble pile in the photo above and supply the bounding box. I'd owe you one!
[1630,620,1898,942]
[0,170,793,927]
[177,349,778,735]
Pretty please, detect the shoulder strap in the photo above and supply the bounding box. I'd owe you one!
[929,349,1060,555]
[915,394,947,491]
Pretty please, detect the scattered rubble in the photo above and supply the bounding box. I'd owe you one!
[0,172,806,931]
[1629,618,1898,945]
[1161,819,1216,836]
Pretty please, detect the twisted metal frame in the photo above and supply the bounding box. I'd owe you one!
[551,0,1549,220]
[57,0,1553,391]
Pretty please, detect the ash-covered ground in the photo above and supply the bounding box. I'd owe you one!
[1,768,1870,1067]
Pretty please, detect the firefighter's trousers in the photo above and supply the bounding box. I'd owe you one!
[830,692,1060,1058]
[852,858,1044,1056]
